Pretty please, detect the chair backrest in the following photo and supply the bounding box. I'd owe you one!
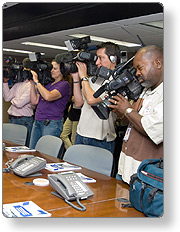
[2,123,27,145]
[35,135,63,158]
[63,144,113,176]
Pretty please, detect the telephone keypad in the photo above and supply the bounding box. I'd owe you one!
[15,158,42,172]
[13,157,47,177]
[48,172,94,201]
[65,175,87,195]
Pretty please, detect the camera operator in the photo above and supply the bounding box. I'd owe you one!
[71,42,120,153]
[3,58,34,146]
[108,45,163,184]
[29,59,70,149]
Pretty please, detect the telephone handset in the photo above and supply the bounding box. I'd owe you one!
[10,155,34,169]
[10,155,47,177]
[48,172,94,201]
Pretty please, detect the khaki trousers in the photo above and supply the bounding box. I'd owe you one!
[60,117,79,150]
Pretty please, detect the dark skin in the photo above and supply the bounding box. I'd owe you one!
[108,46,163,136]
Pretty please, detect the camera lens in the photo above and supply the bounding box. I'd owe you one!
[60,62,78,75]
[91,98,111,120]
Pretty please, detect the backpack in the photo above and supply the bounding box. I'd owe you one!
[122,158,163,217]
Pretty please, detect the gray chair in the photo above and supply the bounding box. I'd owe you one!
[63,144,113,176]
[35,135,63,158]
[2,123,27,145]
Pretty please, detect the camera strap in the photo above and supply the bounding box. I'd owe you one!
[133,88,150,113]
[133,98,144,113]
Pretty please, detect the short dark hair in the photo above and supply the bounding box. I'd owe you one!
[137,45,163,62]
[138,45,163,56]
[96,42,121,64]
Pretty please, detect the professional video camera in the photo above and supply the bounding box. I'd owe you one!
[3,57,27,82]
[55,36,97,76]
[3,56,34,83]
[91,56,143,120]
[3,53,54,86]
[28,52,54,86]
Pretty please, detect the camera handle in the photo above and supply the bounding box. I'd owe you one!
[113,56,135,78]
[93,84,107,98]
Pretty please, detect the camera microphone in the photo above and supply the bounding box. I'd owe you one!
[22,58,33,69]
[77,52,97,62]
[55,53,74,64]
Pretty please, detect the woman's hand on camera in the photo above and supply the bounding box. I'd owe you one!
[31,70,38,83]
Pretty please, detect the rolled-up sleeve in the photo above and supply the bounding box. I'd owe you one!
[141,100,163,145]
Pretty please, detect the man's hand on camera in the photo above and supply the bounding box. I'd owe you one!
[76,62,87,79]
[70,72,80,82]
[108,93,132,117]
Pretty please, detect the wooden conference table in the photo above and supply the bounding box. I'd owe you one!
[3,140,145,217]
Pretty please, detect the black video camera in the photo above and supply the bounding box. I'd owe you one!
[3,53,54,86]
[55,36,97,76]
[3,57,32,83]
[91,57,143,120]
[28,52,54,86]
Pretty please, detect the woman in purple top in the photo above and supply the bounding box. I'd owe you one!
[29,60,70,149]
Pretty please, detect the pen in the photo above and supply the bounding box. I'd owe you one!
[83,177,93,180]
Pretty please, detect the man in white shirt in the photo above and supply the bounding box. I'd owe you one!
[71,42,120,153]
[108,45,163,184]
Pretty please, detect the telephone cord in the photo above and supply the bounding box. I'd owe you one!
[65,198,86,211]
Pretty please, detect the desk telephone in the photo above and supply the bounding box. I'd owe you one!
[48,172,94,211]
[10,155,47,177]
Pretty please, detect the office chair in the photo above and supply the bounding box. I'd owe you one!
[63,144,113,176]
[2,123,27,145]
[35,135,63,158]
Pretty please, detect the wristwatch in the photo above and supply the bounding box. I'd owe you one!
[35,81,40,85]
[81,77,89,81]
[124,108,134,116]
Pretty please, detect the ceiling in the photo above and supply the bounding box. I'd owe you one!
[3,2,163,60]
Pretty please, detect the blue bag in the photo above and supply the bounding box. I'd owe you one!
[127,158,163,217]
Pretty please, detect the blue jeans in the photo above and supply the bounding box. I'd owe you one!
[29,119,63,149]
[74,133,115,154]
[116,174,123,181]
[9,116,34,146]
